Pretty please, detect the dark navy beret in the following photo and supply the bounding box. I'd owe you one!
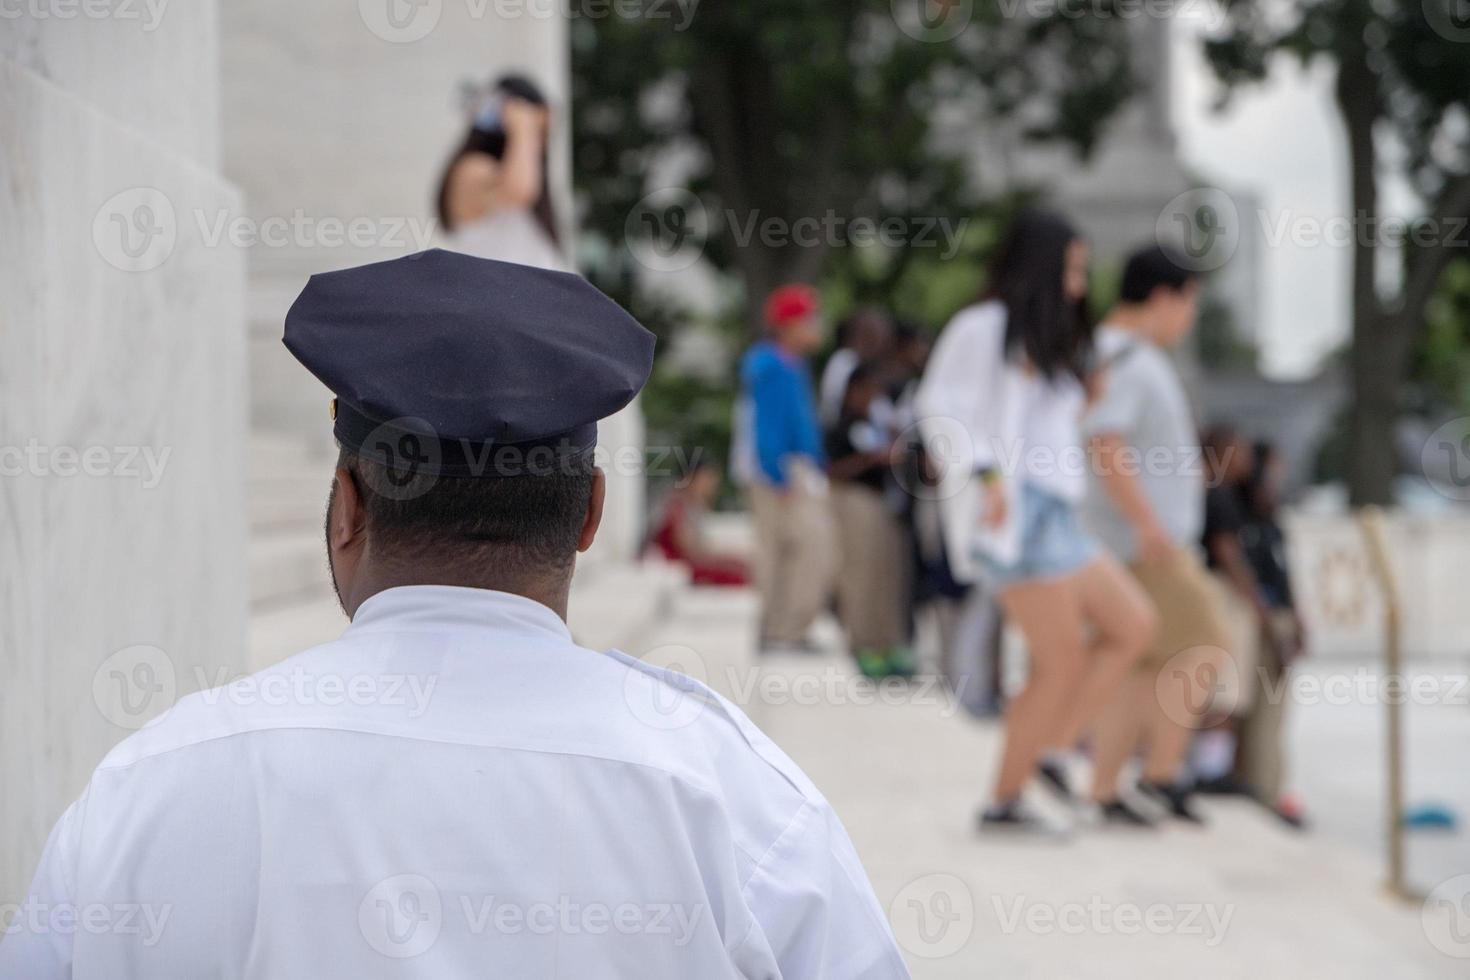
[283,249,655,477]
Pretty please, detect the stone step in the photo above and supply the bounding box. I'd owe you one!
[250,475,329,532]
[249,528,332,609]
[567,558,687,653]
[248,549,687,657]
[248,592,346,672]
[250,430,325,465]
[247,430,334,607]
[248,431,334,534]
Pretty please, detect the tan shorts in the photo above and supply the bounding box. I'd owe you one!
[1129,548,1232,672]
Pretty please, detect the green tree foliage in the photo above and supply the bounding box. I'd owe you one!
[571,0,1139,336]
[1415,258,1470,412]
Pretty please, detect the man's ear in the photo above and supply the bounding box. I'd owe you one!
[577,468,606,553]
[330,466,369,551]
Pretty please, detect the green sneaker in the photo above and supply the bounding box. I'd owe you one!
[856,649,890,680]
[884,646,917,678]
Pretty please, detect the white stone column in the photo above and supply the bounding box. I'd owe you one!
[0,5,249,902]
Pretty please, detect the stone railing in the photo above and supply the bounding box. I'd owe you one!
[1285,510,1470,663]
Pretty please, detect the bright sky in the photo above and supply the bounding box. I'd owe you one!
[1171,12,1353,379]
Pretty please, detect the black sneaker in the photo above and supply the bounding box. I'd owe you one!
[1037,758,1076,804]
[1098,798,1158,828]
[977,800,1071,838]
[1139,781,1205,825]
[1193,774,1254,796]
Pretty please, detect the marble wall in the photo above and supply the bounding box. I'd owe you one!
[0,11,248,903]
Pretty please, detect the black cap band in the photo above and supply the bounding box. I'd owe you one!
[334,400,597,479]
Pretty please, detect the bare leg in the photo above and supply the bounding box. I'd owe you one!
[1142,647,1212,784]
[1088,672,1151,802]
[991,578,1086,803]
[1049,556,1156,752]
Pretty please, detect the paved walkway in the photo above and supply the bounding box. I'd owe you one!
[633,587,1468,979]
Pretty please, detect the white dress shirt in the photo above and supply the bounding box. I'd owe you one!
[0,586,908,980]
[914,300,1087,578]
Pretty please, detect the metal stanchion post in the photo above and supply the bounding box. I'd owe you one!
[1356,506,1415,900]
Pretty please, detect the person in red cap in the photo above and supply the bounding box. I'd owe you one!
[735,284,837,653]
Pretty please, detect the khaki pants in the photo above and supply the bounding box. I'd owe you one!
[748,464,838,645]
[1237,611,1294,801]
[1204,571,1262,717]
[831,483,908,652]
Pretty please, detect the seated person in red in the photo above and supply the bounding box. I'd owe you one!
[651,463,751,586]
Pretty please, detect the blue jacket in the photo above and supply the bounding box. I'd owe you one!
[740,340,825,487]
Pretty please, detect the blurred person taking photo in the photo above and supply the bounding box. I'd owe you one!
[740,285,838,654]
[916,209,1155,835]
[648,462,750,587]
[1079,245,1230,826]
[826,364,913,679]
[436,74,565,271]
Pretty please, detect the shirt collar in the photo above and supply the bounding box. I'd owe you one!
[344,585,572,641]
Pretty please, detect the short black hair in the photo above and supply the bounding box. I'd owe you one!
[1119,245,1196,304]
[336,447,593,578]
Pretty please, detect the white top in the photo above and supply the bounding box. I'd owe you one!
[819,347,898,435]
[1079,325,1205,560]
[913,300,1087,578]
[1,586,908,980]
[818,347,859,427]
[448,208,568,272]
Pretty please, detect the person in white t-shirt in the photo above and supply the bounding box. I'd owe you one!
[1079,244,1232,826]
[915,210,1156,834]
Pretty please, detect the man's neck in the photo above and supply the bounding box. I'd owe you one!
[1102,304,1156,342]
[342,567,571,622]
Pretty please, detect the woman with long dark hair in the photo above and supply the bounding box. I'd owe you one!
[916,209,1156,833]
[435,74,565,270]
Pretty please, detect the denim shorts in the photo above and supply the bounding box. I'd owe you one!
[976,482,1098,590]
